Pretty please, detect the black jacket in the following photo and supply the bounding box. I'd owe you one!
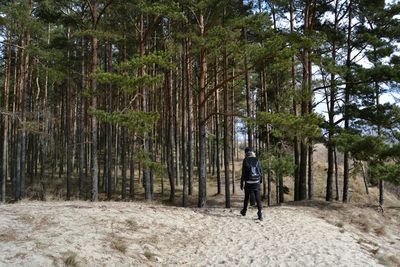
[240,152,262,190]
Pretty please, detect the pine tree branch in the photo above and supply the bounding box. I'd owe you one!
[200,65,253,108]
[85,0,95,25]
[97,0,115,26]
[142,15,162,45]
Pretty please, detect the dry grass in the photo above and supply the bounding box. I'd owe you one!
[350,214,372,233]
[34,240,49,250]
[13,253,27,259]
[358,221,371,232]
[110,236,127,254]
[138,235,159,246]
[63,252,79,267]
[33,216,53,231]
[5,252,27,262]
[17,214,35,224]
[335,222,344,228]
[378,254,400,267]
[0,230,17,242]
[374,226,386,236]
[126,218,139,230]
[144,250,158,261]
[25,184,44,200]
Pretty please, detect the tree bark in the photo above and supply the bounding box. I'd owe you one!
[78,37,86,199]
[166,68,175,203]
[223,48,231,208]
[186,38,194,196]
[198,13,207,208]
[66,26,72,200]
[1,30,12,203]
[214,61,221,195]
[334,146,340,200]
[326,0,340,202]
[343,0,352,203]
[90,0,99,202]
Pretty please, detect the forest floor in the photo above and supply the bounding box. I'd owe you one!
[1,144,400,266]
[0,197,399,267]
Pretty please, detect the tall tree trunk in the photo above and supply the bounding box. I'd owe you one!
[66,26,72,200]
[299,0,312,201]
[214,61,221,195]
[307,51,314,200]
[244,50,253,148]
[223,48,231,208]
[90,0,99,202]
[139,14,152,202]
[290,0,300,201]
[181,44,188,207]
[15,29,29,200]
[231,72,236,195]
[375,83,384,206]
[166,68,175,203]
[198,13,207,208]
[343,0,352,203]
[174,67,181,187]
[78,37,86,199]
[2,30,12,203]
[326,0,340,202]
[186,38,194,196]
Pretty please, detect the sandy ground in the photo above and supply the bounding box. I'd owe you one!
[0,201,390,267]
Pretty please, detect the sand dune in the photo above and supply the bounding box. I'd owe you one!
[0,201,385,266]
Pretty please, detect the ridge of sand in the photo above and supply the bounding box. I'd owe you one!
[0,201,382,266]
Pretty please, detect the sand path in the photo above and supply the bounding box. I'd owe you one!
[0,201,381,266]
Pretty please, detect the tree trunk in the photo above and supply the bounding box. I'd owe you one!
[139,14,152,202]
[166,68,175,203]
[231,73,236,195]
[244,49,253,148]
[290,0,300,201]
[343,0,352,203]
[334,146,340,201]
[66,26,72,200]
[223,48,231,208]
[308,143,314,200]
[130,142,135,198]
[121,127,127,200]
[326,0,340,202]
[78,37,86,199]
[198,13,207,208]
[299,1,311,201]
[91,1,99,202]
[2,30,12,203]
[214,61,221,195]
[181,43,188,207]
[279,173,284,203]
[186,39,194,196]
[375,83,384,206]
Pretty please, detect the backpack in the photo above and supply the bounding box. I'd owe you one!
[245,158,261,182]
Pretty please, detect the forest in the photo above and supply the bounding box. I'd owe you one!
[0,0,399,208]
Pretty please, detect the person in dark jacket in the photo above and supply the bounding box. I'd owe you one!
[240,147,263,221]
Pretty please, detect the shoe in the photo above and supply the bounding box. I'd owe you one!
[240,209,246,216]
[258,211,263,221]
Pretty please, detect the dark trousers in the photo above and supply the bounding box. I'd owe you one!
[243,189,262,213]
